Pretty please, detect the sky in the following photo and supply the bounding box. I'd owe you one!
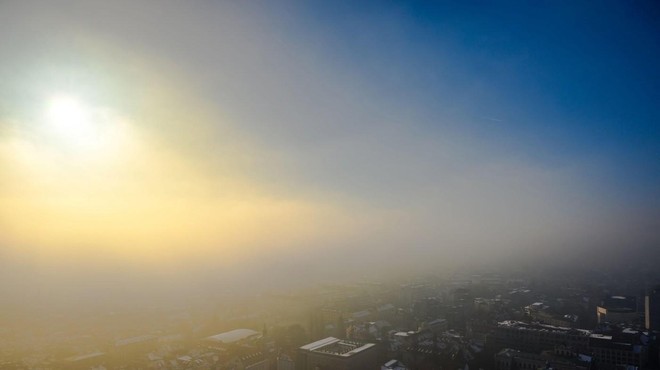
[0,1,658,305]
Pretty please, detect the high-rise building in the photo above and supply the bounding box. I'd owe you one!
[645,285,660,331]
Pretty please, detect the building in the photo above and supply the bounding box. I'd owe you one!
[420,318,447,334]
[494,348,590,370]
[490,321,649,369]
[381,359,408,370]
[525,302,579,328]
[597,296,638,324]
[277,354,295,370]
[596,306,638,325]
[376,303,396,320]
[646,285,660,331]
[297,336,379,370]
[489,321,591,353]
[235,351,270,370]
[110,335,158,365]
[205,328,262,347]
[589,333,647,369]
[474,297,506,315]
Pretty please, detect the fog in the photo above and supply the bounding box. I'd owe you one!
[0,1,658,318]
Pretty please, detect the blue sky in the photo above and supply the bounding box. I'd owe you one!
[281,1,660,194]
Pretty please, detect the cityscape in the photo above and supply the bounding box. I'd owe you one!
[1,1,659,370]
[1,266,660,369]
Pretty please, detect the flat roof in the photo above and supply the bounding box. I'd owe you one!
[300,337,340,351]
[340,343,376,357]
[597,305,636,313]
[115,335,158,347]
[300,337,376,357]
[206,329,260,344]
[497,320,591,336]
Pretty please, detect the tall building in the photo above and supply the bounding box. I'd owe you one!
[646,285,660,331]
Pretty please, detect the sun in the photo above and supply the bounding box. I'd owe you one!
[45,94,101,150]
[48,95,88,126]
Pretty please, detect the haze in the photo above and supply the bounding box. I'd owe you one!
[0,1,658,311]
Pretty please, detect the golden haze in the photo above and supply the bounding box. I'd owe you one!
[0,44,373,266]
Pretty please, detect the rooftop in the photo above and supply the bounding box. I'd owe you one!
[383,359,407,369]
[497,320,591,336]
[115,335,158,347]
[206,328,260,344]
[300,337,376,357]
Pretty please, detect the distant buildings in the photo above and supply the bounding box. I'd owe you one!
[297,336,379,370]
[381,359,408,370]
[489,320,591,354]
[205,328,262,347]
[494,348,591,370]
[589,333,647,369]
[110,334,159,365]
[199,328,270,369]
[277,353,295,370]
[489,320,650,369]
[386,323,484,369]
[525,302,579,328]
[8,272,660,370]
[420,318,447,334]
[234,351,269,370]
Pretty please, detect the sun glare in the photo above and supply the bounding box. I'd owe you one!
[45,94,100,149]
